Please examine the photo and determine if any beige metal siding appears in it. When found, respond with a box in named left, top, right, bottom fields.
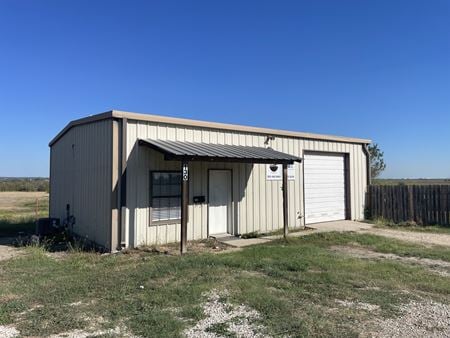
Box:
left=125, top=119, right=368, bottom=247
left=50, top=120, right=113, bottom=249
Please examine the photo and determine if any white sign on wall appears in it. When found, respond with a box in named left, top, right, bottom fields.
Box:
left=288, top=164, right=295, bottom=180
left=266, top=164, right=295, bottom=180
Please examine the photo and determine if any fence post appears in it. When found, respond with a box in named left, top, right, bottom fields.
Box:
left=408, top=185, right=414, bottom=223
left=35, top=198, right=39, bottom=221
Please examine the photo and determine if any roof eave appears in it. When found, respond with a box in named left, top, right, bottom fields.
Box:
left=113, top=110, right=371, bottom=144
left=48, top=111, right=114, bottom=147
left=138, top=138, right=302, bottom=164
left=49, top=109, right=372, bottom=147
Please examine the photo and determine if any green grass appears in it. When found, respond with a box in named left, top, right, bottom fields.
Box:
left=1, top=195, right=449, bottom=336
left=0, top=232, right=449, bottom=337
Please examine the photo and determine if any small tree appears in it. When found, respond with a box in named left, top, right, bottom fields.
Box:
left=368, top=143, right=386, bottom=179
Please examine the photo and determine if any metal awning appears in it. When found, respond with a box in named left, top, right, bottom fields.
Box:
left=138, top=139, right=302, bottom=164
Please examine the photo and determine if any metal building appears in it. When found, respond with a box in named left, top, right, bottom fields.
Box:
left=49, top=110, right=370, bottom=252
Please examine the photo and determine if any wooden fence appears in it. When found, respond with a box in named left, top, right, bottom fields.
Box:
left=367, top=185, right=450, bottom=226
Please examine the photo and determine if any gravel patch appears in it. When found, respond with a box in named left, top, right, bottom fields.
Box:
left=0, top=316, right=138, bottom=338
left=330, top=246, right=450, bottom=277
left=47, top=315, right=140, bottom=338
left=368, top=300, right=450, bottom=337
left=183, top=289, right=269, bottom=338
left=47, top=325, right=139, bottom=338
left=335, top=299, right=380, bottom=311
left=0, top=325, right=20, bottom=338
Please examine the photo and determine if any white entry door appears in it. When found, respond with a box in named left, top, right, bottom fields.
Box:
left=208, top=170, right=232, bottom=235
left=304, top=153, right=347, bottom=224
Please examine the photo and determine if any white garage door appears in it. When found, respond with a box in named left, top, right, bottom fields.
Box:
left=304, top=153, right=346, bottom=224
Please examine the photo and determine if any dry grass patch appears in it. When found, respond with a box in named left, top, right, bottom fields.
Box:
left=0, top=191, right=49, bottom=237
left=330, top=245, right=450, bottom=277
left=0, top=192, right=48, bottom=210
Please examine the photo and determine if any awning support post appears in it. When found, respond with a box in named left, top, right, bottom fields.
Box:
left=181, top=160, right=189, bottom=254
left=282, top=163, right=288, bottom=238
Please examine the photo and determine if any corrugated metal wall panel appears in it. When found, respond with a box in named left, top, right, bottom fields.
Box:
left=125, top=120, right=368, bottom=246
left=50, top=119, right=113, bottom=249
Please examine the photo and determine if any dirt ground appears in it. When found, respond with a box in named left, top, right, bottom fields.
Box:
left=330, top=245, right=450, bottom=277
left=305, top=220, right=450, bottom=248
left=131, top=237, right=235, bottom=256
left=0, top=237, right=23, bottom=262
left=363, top=227, right=450, bottom=247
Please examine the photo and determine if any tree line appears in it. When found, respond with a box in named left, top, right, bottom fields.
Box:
left=0, top=178, right=49, bottom=192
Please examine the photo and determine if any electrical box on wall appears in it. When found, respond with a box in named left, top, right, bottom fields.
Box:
left=193, top=196, right=206, bottom=204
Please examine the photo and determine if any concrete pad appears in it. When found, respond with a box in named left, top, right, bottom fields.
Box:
left=307, top=220, right=373, bottom=233
left=215, top=221, right=374, bottom=248
left=215, top=235, right=272, bottom=248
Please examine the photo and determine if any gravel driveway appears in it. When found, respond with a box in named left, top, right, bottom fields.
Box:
left=305, top=220, right=450, bottom=247
left=363, top=227, right=450, bottom=247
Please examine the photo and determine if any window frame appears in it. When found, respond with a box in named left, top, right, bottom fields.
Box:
left=149, top=170, right=182, bottom=225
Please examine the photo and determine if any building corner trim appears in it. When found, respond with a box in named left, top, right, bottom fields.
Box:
left=362, top=143, right=371, bottom=186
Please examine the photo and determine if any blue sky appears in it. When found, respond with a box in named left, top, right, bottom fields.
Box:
left=1, top=0, right=449, bottom=178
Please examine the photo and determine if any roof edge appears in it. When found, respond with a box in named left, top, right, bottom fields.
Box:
left=112, top=110, right=371, bottom=144
left=48, top=111, right=114, bottom=146
left=49, top=109, right=371, bottom=147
